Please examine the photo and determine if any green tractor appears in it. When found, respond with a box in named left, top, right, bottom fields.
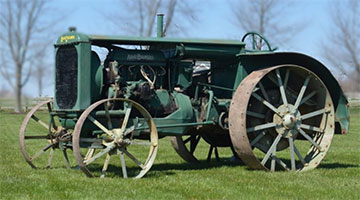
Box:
left=20, top=15, right=349, bottom=178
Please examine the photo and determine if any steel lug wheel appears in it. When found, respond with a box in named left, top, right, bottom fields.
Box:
left=229, top=65, right=335, bottom=171
left=19, top=99, right=72, bottom=169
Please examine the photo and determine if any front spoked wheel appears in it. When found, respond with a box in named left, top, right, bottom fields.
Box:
left=19, top=99, right=72, bottom=169
left=72, top=98, right=158, bottom=178
left=229, top=65, right=335, bottom=171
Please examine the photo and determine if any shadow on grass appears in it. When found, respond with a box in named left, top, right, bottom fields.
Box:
left=318, top=162, right=358, bottom=169
left=68, top=158, right=245, bottom=178
left=152, top=158, right=244, bottom=172
left=31, top=159, right=358, bottom=178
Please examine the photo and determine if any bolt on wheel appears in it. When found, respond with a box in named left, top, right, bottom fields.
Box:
left=19, top=99, right=72, bottom=169
left=72, top=98, right=158, bottom=178
left=229, top=65, right=335, bottom=171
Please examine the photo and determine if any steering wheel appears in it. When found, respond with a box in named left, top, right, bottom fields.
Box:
left=241, top=32, right=276, bottom=52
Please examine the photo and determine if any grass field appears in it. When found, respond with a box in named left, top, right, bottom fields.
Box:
left=0, top=107, right=359, bottom=200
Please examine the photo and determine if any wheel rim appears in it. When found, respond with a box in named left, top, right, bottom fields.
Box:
left=19, top=99, right=71, bottom=169
left=169, top=128, right=237, bottom=163
left=229, top=65, right=335, bottom=171
left=169, top=134, right=201, bottom=163
left=72, top=98, right=158, bottom=178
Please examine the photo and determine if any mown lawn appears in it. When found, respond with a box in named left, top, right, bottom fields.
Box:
left=0, top=107, right=359, bottom=200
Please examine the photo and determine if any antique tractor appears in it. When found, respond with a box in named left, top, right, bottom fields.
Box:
left=19, top=16, right=350, bottom=178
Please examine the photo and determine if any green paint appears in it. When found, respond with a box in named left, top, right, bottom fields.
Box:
left=52, top=29, right=349, bottom=137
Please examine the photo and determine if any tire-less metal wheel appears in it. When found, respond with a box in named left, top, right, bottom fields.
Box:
left=169, top=127, right=237, bottom=163
left=169, top=134, right=201, bottom=163
left=72, top=98, right=158, bottom=178
left=229, top=65, right=335, bottom=171
left=19, top=99, right=72, bottom=169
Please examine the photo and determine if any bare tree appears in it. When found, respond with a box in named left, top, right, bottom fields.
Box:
left=230, top=0, right=305, bottom=48
left=105, top=0, right=198, bottom=37
left=32, top=46, right=49, bottom=97
left=322, top=0, right=360, bottom=92
left=0, top=0, right=50, bottom=112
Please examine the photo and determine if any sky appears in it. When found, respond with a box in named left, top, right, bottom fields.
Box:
left=0, top=0, right=339, bottom=97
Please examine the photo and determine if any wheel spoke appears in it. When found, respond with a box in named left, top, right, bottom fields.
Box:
left=183, top=136, right=192, bottom=144
left=299, top=90, right=317, bottom=106
left=252, top=93, right=279, bottom=115
left=276, top=69, right=288, bottom=106
left=261, top=134, right=282, bottom=165
left=268, top=72, right=314, bottom=106
left=120, top=103, right=133, bottom=134
left=84, top=148, right=95, bottom=161
left=124, top=117, right=139, bottom=136
left=289, top=137, right=296, bottom=171
left=47, top=102, right=57, bottom=130
left=300, top=124, right=323, bottom=133
left=247, top=111, right=265, bottom=119
left=250, top=131, right=266, bottom=147
left=300, top=108, right=326, bottom=120
left=100, top=154, right=111, bottom=178
left=296, top=128, right=322, bottom=151
left=283, top=69, right=290, bottom=90
left=258, top=82, right=270, bottom=102
left=25, top=135, right=50, bottom=140
left=80, top=138, right=103, bottom=144
left=131, top=140, right=151, bottom=146
left=31, top=143, right=54, bottom=161
left=46, top=148, right=54, bottom=168
left=119, top=150, right=128, bottom=178
left=293, top=144, right=306, bottom=166
left=63, top=149, right=71, bottom=169
left=272, top=155, right=290, bottom=171
left=270, top=146, right=276, bottom=172
left=84, top=145, right=114, bottom=165
left=87, top=115, right=113, bottom=137
left=121, top=149, right=145, bottom=170
left=31, top=115, right=49, bottom=130
left=294, top=76, right=311, bottom=109
left=104, top=103, right=113, bottom=130
left=247, top=122, right=276, bottom=133
left=190, top=135, right=201, bottom=154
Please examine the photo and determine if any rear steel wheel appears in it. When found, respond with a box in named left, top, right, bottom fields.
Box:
left=72, top=98, right=158, bottom=178
left=229, top=65, right=335, bottom=171
left=19, top=99, right=72, bottom=169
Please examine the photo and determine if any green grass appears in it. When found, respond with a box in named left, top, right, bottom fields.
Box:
left=0, top=108, right=359, bottom=200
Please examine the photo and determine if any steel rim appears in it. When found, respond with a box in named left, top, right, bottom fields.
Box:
left=72, top=98, right=158, bottom=178
left=168, top=134, right=201, bottom=163
left=19, top=99, right=71, bottom=169
left=229, top=65, right=335, bottom=171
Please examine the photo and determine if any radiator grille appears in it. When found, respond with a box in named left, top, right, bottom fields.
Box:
left=55, top=46, right=78, bottom=109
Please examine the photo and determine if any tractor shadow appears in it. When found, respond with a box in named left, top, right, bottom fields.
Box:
left=149, top=158, right=359, bottom=176
left=57, top=159, right=358, bottom=178
left=153, top=158, right=244, bottom=171
left=146, top=158, right=245, bottom=176
left=318, top=162, right=358, bottom=169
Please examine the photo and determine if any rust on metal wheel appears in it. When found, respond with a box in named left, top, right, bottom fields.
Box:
left=19, top=99, right=72, bottom=169
left=72, top=98, right=158, bottom=178
left=229, top=65, right=335, bottom=171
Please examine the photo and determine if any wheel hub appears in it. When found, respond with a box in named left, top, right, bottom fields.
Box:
left=283, top=114, right=296, bottom=129
left=273, top=104, right=301, bottom=138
